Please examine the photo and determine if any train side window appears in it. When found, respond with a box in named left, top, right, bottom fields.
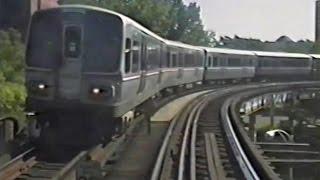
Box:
left=167, top=52, right=171, bottom=67
left=125, top=38, right=132, bottom=73
left=196, top=53, right=201, bottom=66
left=212, top=57, right=218, bottom=67
left=221, top=57, right=227, bottom=66
left=185, top=53, right=193, bottom=67
left=229, top=58, right=241, bottom=66
left=179, top=52, right=185, bottom=67
left=172, top=54, right=177, bottom=67
left=64, top=26, right=82, bottom=58
left=132, top=40, right=140, bottom=73
left=192, top=53, right=196, bottom=67
left=208, top=56, right=212, bottom=67
left=147, top=42, right=158, bottom=70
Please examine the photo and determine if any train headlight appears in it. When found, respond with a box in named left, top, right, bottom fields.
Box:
left=38, top=83, right=46, bottom=90
left=92, top=88, right=102, bottom=94
left=89, top=86, right=115, bottom=98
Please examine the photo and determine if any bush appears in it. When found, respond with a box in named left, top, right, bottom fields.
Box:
left=0, top=29, right=26, bottom=118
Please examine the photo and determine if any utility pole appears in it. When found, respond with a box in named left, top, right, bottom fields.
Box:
left=316, top=0, right=320, bottom=42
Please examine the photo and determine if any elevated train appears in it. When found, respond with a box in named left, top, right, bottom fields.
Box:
left=25, top=5, right=318, bottom=148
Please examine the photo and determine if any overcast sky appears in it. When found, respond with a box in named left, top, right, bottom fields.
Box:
left=183, top=0, right=317, bottom=41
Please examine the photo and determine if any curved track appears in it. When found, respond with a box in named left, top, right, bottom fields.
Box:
left=151, top=86, right=256, bottom=180
left=152, top=81, right=320, bottom=180
left=2, top=81, right=320, bottom=180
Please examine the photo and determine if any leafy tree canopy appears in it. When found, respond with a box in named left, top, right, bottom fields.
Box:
left=0, top=29, right=26, bottom=116
left=217, top=35, right=314, bottom=54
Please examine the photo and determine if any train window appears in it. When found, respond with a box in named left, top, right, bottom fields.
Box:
left=159, top=45, right=165, bottom=68
left=167, top=52, right=171, bottom=67
left=172, top=54, right=178, bottom=67
left=185, top=54, right=194, bottom=67
left=64, top=26, right=82, bottom=59
left=125, top=38, right=132, bottom=73
left=228, top=58, right=242, bottom=66
left=155, top=43, right=161, bottom=68
left=160, top=45, right=166, bottom=68
left=196, top=53, right=202, bottom=67
left=208, top=56, right=212, bottom=67
left=26, top=10, right=63, bottom=68
left=132, top=40, right=140, bottom=73
left=83, top=11, right=122, bottom=73
left=241, top=59, right=248, bottom=66
left=219, top=57, right=227, bottom=66
left=179, top=52, right=184, bottom=67
left=147, top=41, right=160, bottom=70
left=212, top=57, right=218, bottom=67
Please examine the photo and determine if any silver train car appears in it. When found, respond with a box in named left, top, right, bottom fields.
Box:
left=203, top=48, right=256, bottom=83
left=25, top=5, right=320, bottom=148
left=162, top=40, right=204, bottom=89
left=25, top=5, right=204, bottom=147
left=253, top=51, right=313, bottom=81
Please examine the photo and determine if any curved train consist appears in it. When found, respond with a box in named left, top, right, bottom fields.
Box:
left=25, top=5, right=320, bottom=147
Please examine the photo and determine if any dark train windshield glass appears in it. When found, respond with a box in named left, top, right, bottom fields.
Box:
left=26, top=10, right=63, bottom=69
left=26, top=9, right=123, bottom=72
left=64, top=26, right=82, bottom=58
left=83, top=11, right=122, bottom=73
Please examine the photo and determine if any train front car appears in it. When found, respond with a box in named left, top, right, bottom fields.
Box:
left=254, top=51, right=313, bottom=82
left=26, top=5, right=127, bottom=150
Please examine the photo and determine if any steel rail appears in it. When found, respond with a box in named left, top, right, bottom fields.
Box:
left=151, top=90, right=216, bottom=180
left=227, top=82, right=320, bottom=180
left=190, top=99, right=208, bottom=180
left=150, top=110, right=180, bottom=180
left=221, top=99, right=260, bottom=180
left=0, top=148, right=36, bottom=180
left=177, top=100, right=201, bottom=180
left=51, top=151, right=87, bottom=180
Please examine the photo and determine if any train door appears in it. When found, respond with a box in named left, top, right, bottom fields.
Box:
left=58, top=24, right=83, bottom=99
left=138, top=37, right=147, bottom=93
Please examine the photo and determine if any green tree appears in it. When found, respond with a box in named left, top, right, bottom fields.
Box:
left=311, top=42, right=320, bottom=54
left=218, top=35, right=314, bottom=54
left=0, top=29, right=26, bottom=116
left=166, top=1, right=216, bottom=46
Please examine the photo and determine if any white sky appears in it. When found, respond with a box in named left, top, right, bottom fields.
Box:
left=183, top=0, right=317, bottom=41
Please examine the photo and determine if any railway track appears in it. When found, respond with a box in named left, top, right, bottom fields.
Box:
left=151, top=86, right=259, bottom=180
left=2, top=81, right=320, bottom=180
left=227, top=84, right=320, bottom=180
left=0, top=112, right=145, bottom=180
left=151, top=82, right=320, bottom=180
left=0, top=85, right=224, bottom=180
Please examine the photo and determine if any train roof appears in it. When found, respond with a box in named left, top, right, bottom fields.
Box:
left=165, top=40, right=203, bottom=51
left=48, top=5, right=166, bottom=42
left=309, top=54, right=320, bottom=59
left=204, top=47, right=255, bottom=56
left=253, top=51, right=310, bottom=59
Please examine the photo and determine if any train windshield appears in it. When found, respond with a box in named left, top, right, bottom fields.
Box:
left=26, top=9, right=123, bottom=72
